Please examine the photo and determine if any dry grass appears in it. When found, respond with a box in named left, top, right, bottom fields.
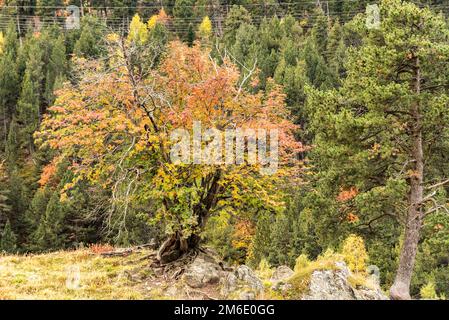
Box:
left=0, top=249, right=153, bottom=300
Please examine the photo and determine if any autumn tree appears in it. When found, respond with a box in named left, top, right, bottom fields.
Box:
left=305, top=0, right=449, bottom=299
left=342, top=234, right=368, bottom=274
left=36, top=16, right=302, bottom=263
left=197, top=16, right=212, bottom=43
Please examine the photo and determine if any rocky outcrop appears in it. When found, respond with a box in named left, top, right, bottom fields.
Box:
left=182, top=254, right=221, bottom=288
left=221, top=265, right=264, bottom=300
left=302, top=262, right=388, bottom=300
left=302, top=269, right=356, bottom=300
left=183, top=253, right=264, bottom=300
left=182, top=252, right=387, bottom=300
left=270, top=266, right=294, bottom=292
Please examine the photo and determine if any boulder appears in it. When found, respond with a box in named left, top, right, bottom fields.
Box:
left=235, top=265, right=264, bottom=293
left=270, top=266, right=294, bottom=292
left=183, top=255, right=221, bottom=288
left=220, top=265, right=264, bottom=299
left=353, top=286, right=388, bottom=300
left=301, top=262, right=388, bottom=300
left=239, top=291, right=256, bottom=300
left=271, top=266, right=294, bottom=283
left=367, top=265, right=381, bottom=286
left=302, top=269, right=355, bottom=300
left=220, top=272, right=238, bottom=296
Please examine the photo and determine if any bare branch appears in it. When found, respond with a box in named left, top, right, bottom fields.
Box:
left=426, top=178, right=449, bottom=190
left=425, top=205, right=449, bottom=216
left=235, top=58, right=257, bottom=100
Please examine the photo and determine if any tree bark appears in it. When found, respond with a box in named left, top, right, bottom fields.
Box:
left=390, top=56, right=423, bottom=300
left=156, top=231, right=202, bottom=264
left=156, top=170, right=222, bottom=264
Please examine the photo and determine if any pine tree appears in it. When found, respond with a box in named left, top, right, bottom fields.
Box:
left=310, top=7, right=328, bottom=56
left=304, top=0, right=449, bottom=299
left=0, top=23, right=19, bottom=150
left=5, top=119, right=19, bottom=166
left=248, top=212, right=274, bottom=267
left=33, top=191, right=66, bottom=250
left=326, top=19, right=346, bottom=81
left=74, top=16, right=106, bottom=59
left=17, top=73, right=42, bottom=151
left=302, top=38, right=336, bottom=90
left=0, top=161, right=11, bottom=223
left=186, top=23, right=195, bottom=47
left=223, top=5, right=252, bottom=49
left=45, top=34, right=67, bottom=106
left=0, top=219, right=17, bottom=252
left=173, top=0, right=196, bottom=41
left=5, top=167, right=30, bottom=245
left=268, top=214, right=292, bottom=266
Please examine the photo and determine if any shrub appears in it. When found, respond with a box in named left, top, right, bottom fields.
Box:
left=420, top=281, right=445, bottom=300
left=89, top=243, right=114, bottom=254
left=257, top=258, right=274, bottom=280
left=294, top=254, right=310, bottom=272
left=342, top=234, right=368, bottom=274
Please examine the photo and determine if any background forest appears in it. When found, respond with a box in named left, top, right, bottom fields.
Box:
left=0, top=0, right=448, bottom=300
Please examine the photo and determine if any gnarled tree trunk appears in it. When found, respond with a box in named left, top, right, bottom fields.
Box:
left=156, top=170, right=222, bottom=264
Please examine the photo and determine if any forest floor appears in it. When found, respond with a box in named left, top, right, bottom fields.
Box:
left=0, top=247, right=195, bottom=300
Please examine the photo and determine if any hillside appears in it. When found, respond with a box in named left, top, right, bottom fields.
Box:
left=0, top=246, right=389, bottom=300
left=0, top=248, right=161, bottom=299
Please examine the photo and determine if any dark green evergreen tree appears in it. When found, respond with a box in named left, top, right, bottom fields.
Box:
left=173, top=0, right=197, bottom=41
left=74, top=16, right=106, bottom=59
left=0, top=23, right=20, bottom=151
left=0, top=219, right=17, bottom=252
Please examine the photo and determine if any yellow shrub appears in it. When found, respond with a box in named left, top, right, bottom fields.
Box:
left=148, top=15, right=158, bottom=29
left=197, top=16, right=212, bottom=39
left=294, top=254, right=310, bottom=272
left=256, top=258, right=274, bottom=280
left=0, top=32, right=4, bottom=55
left=341, top=234, right=368, bottom=274
left=148, top=8, right=169, bottom=29
left=128, top=14, right=148, bottom=44
left=420, top=281, right=445, bottom=300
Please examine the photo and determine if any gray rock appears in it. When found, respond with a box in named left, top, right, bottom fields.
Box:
left=335, top=261, right=350, bottom=277
left=353, top=287, right=388, bottom=300
left=239, top=291, right=256, bottom=300
left=303, top=269, right=355, bottom=300
left=220, top=272, right=238, bottom=296
left=271, top=266, right=294, bottom=283
left=183, top=256, right=221, bottom=288
left=302, top=261, right=389, bottom=300
left=220, top=265, right=264, bottom=299
left=235, top=265, right=264, bottom=293
left=367, top=265, right=381, bottom=286
left=270, top=266, right=294, bottom=292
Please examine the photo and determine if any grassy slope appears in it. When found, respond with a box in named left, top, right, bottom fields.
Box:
left=0, top=249, right=155, bottom=300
